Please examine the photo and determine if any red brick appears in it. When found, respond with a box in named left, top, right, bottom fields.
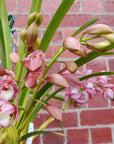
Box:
left=63, top=29, right=83, bottom=39
left=6, top=0, right=16, bottom=12
left=34, top=112, right=77, bottom=129
left=109, top=59, right=114, bottom=71
left=95, top=15, right=114, bottom=27
left=33, top=136, right=40, bottom=144
left=52, top=31, right=62, bottom=43
left=41, top=0, right=59, bottom=12
left=91, top=127, right=112, bottom=144
left=13, top=14, right=28, bottom=28
left=69, top=1, right=80, bottom=12
left=17, top=0, right=32, bottom=12
left=60, top=14, right=92, bottom=27
left=43, top=130, right=64, bottom=144
left=88, top=93, right=108, bottom=108
left=86, top=59, right=106, bottom=73
left=82, top=0, right=102, bottom=12
left=40, top=14, right=50, bottom=28
left=81, top=109, right=114, bottom=125
left=67, top=129, right=89, bottom=144
left=103, top=0, right=114, bottom=12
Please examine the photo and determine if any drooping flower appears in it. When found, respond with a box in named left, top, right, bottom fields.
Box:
left=23, top=50, right=45, bottom=72
left=0, top=101, right=19, bottom=129
left=46, top=73, right=69, bottom=88
left=65, top=87, right=87, bottom=107
left=0, top=76, right=19, bottom=101
left=63, top=37, right=81, bottom=51
left=46, top=105, right=62, bottom=122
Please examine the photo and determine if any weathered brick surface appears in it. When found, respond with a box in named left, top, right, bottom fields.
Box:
left=91, top=127, right=112, bottom=144
left=67, top=129, right=89, bottom=144
left=103, top=0, right=114, bottom=12
left=81, top=109, right=114, bottom=125
left=6, top=0, right=114, bottom=143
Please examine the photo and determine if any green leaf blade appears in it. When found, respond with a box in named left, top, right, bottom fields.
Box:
left=39, top=0, right=75, bottom=53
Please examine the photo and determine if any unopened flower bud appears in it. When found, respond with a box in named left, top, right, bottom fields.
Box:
left=87, top=24, right=113, bottom=35
left=86, top=41, right=111, bottom=52
left=63, top=37, right=81, bottom=51
left=9, top=52, right=21, bottom=63
left=35, top=13, right=43, bottom=26
left=46, top=73, right=69, bottom=88
left=27, top=11, right=37, bottom=26
left=46, top=105, right=62, bottom=122
left=103, top=33, right=114, bottom=44
left=32, top=38, right=41, bottom=50
left=70, top=47, right=88, bottom=58
left=65, top=61, right=78, bottom=73
left=26, top=22, right=39, bottom=47
left=20, top=29, right=27, bottom=42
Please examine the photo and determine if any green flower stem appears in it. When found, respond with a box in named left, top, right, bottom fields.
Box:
left=16, top=44, right=28, bottom=83
left=19, top=46, right=66, bottom=128
left=79, top=35, right=100, bottom=43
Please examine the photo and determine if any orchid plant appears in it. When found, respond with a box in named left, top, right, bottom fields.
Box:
left=0, top=0, right=114, bottom=143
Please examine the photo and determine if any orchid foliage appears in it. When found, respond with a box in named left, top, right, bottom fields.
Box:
left=0, top=0, right=114, bottom=143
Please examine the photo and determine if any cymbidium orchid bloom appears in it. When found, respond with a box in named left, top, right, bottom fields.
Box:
left=65, top=87, right=87, bottom=107
left=25, top=68, right=44, bottom=88
left=82, top=70, right=102, bottom=97
left=0, top=76, right=19, bottom=101
left=0, top=101, right=19, bottom=129
left=23, top=50, right=45, bottom=72
left=103, top=88, right=114, bottom=100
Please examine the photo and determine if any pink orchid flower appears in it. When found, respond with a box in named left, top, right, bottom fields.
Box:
left=0, top=101, right=19, bottom=129
left=65, top=87, right=87, bottom=107
left=103, top=88, right=114, bottom=100
left=23, top=50, right=45, bottom=72
left=25, top=68, right=44, bottom=88
left=0, top=76, right=19, bottom=101
left=82, top=70, right=102, bottom=97
left=60, top=69, right=82, bottom=88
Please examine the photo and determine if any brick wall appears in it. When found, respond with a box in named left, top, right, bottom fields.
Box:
left=6, top=0, right=114, bottom=144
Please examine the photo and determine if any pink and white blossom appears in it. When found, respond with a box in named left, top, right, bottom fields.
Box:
left=103, top=88, right=114, bottom=100
left=65, top=87, right=87, bottom=107
left=0, top=76, right=19, bottom=101
left=0, top=101, right=19, bottom=129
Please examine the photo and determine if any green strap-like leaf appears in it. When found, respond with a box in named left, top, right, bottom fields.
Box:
left=0, top=20, right=6, bottom=68
left=0, top=0, right=12, bottom=70
left=72, top=17, right=100, bottom=37
left=21, top=130, right=65, bottom=141
left=79, top=71, right=114, bottom=81
left=38, top=0, right=75, bottom=53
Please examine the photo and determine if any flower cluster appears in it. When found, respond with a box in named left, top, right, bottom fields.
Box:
left=0, top=69, right=19, bottom=128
